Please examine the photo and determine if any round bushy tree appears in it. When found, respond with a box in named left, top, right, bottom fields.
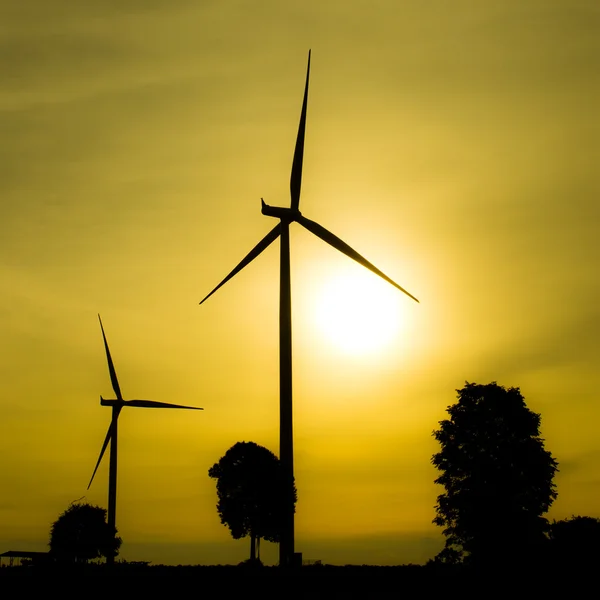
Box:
left=208, top=441, right=297, bottom=562
left=49, top=501, right=121, bottom=563
left=550, top=515, right=600, bottom=568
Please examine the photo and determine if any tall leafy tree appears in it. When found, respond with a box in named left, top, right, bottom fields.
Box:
left=49, top=501, right=122, bottom=563
left=431, top=382, right=558, bottom=566
left=208, top=441, right=297, bottom=562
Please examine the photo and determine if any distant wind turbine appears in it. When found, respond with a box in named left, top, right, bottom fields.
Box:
left=87, top=314, right=203, bottom=564
left=199, top=50, right=418, bottom=567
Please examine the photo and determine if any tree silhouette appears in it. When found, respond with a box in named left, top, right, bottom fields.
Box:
left=550, top=515, right=600, bottom=568
left=49, top=501, right=122, bottom=563
left=431, top=382, right=558, bottom=566
left=208, top=441, right=297, bottom=563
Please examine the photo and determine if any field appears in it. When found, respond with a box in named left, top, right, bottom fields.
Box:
left=0, top=562, right=591, bottom=597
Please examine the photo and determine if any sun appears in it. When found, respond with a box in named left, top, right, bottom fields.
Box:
left=310, top=267, right=405, bottom=357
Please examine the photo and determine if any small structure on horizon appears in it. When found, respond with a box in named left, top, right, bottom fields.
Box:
left=0, top=550, right=52, bottom=567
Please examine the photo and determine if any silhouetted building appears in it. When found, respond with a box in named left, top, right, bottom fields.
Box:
left=0, top=551, right=52, bottom=567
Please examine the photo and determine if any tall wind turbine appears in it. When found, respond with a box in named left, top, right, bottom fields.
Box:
left=88, top=314, right=203, bottom=564
left=199, top=50, right=419, bottom=567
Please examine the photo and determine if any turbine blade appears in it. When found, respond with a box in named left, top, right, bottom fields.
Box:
left=290, top=50, right=311, bottom=212
left=199, top=223, right=282, bottom=305
left=98, top=314, right=123, bottom=401
left=124, top=400, right=203, bottom=410
left=87, top=420, right=114, bottom=490
left=297, top=215, right=419, bottom=303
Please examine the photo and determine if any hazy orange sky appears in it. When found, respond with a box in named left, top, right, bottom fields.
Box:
left=1, top=1, right=599, bottom=566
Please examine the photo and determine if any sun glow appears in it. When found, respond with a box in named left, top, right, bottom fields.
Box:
left=311, top=268, right=405, bottom=357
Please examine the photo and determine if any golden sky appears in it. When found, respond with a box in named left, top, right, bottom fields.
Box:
left=1, top=1, right=599, bottom=565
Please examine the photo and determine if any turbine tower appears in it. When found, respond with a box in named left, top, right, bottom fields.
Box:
left=199, top=50, right=418, bottom=567
left=88, top=314, right=203, bottom=564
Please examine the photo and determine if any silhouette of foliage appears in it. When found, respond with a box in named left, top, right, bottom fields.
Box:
left=49, top=501, right=122, bottom=563
left=550, top=515, right=600, bottom=568
left=208, top=441, right=297, bottom=562
left=427, top=546, right=462, bottom=566
left=431, top=382, right=558, bottom=566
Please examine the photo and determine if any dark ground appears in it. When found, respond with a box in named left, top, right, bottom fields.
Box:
left=0, top=563, right=592, bottom=597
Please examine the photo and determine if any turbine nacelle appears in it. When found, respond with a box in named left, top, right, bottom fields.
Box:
left=100, top=396, right=121, bottom=407
left=261, top=198, right=301, bottom=222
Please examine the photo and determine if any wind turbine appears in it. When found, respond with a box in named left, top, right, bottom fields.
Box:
left=199, top=50, right=419, bottom=567
left=87, top=314, right=203, bottom=564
